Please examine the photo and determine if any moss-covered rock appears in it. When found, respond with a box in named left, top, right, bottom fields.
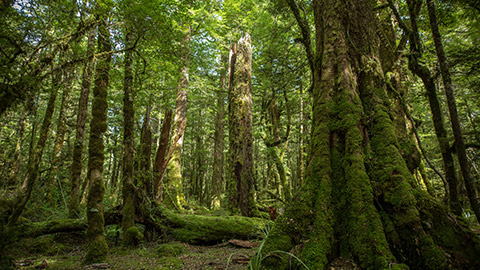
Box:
left=156, top=242, right=184, bottom=257
left=158, top=256, right=183, bottom=269
left=124, top=226, right=143, bottom=246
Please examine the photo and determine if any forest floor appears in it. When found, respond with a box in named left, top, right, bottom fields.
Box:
left=5, top=231, right=258, bottom=269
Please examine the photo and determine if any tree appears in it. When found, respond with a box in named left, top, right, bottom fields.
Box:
left=84, top=15, right=111, bottom=264
left=426, top=0, right=480, bottom=222
left=121, top=26, right=138, bottom=247
left=69, top=25, right=96, bottom=218
left=262, top=0, right=480, bottom=269
left=164, top=26, right=191, bottom=210
left=227, top=34, right=256, bottom=217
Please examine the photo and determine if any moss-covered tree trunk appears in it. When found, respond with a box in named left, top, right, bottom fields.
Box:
left=121, top=28, right=138, bottom=246
left=227, top=34, right=256, bottom=217
left=153, top=109, right=172, bottom=200
left=6, top=76, right=59, bottom=227
left=45, top=73, right=72, bottom=204
left=211, top=54, right=227, bottom=207
left=262, top=0, right=480, bottom=269
left=164, top=26, right=191, bottom=210
left=69, top=25, right=96, bottom=218
left=84, top=16, right=111, bottom=264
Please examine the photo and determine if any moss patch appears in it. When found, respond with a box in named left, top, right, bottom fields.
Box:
left=156, top=242, right=185, bottom=257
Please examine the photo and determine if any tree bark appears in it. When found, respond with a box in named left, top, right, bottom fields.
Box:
left=121, top=28, right=137, bottom=246
left=69, top=25, right=96, bottom=219
left=84, top=16, right=111, bottom=264
left=227, top=34, right=256, bottom=217
left=402, top=0, right=462, bottom=215
left=6, top=70, right=60, bottom=227
left=45, top=73, right=72, bottom=204
left=153, top=109, right=172, bottom=200
left=426, top=0, right=480, bottom=222
left=262, top=0, right=480, bottom=269
left=164, top=26, right=191, bottom=209
left=138, top=104, right=153, bottom=196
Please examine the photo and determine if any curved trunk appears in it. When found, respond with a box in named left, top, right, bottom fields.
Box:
left=262, top=0, right=480, bottom=269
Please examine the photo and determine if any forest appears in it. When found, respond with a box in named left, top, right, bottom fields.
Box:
left=1, top=0, right=480, bottom=269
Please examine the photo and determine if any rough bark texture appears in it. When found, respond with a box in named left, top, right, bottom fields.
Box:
left=261, top=1, right=480, bottom=269
left=84, top=16, right=111, bottom=264
left=153, top=109, right=172, bottom=199
left=426, top=0, right=480, bottom=222
left=227, top=34, right=256, bottom=217
left=121, top=29, right=138, bottom=246
left=211, top=54, right=227, bottom=207
left=69, top=26, right=96, bottom=219
left=164, top=27, right=190, bottom=210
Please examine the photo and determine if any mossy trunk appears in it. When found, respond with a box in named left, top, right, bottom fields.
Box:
left=153, top=109, right=172, bottom=200
left=6, top=75, right=59, bottom=227
left=84, top=16, right=111, bottom=264
left=211, top=54, right=227, bottom=207
left=69, top=25, right=96, bottom=219
left=121, top=28, right=137, bottom=247
left=227, top=34, right=257, bottom=217
left=46, top=73, right=72, bottom=204
left=262, top=1, right=480, bottom=269
left=164, top=26, right=191, bottom=210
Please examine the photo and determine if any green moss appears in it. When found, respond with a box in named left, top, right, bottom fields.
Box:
left=84, top=237, right=108, bottom=264
left=124, top=226, right=143, bottom=246
left=156, top=242, right=184, bottom=257
left=9, top=236, right=65, bottom=256
left=168, top=210, right=271, bottom=244
left=158, top=256, right=183, bottom=269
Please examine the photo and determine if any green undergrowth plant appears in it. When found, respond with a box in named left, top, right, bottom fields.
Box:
left=226, top=223, right=310, bottom=270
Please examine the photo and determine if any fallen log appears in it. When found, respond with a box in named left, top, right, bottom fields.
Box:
left=5, top=207, right=272, bottom=245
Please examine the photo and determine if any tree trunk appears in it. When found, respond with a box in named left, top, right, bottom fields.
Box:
left=6, top=108, right=28, bottom=188
left=262, top=1, right=480, bottom=269
left=164, top=26, right=191, bottom=210
left=426, top=0, right=480, bottom=222
left=6, top=71, right=60, bottom=227
left=138, top=104, right=153, bottom=196
left=69, top=25, right=96, bottom=218
left=211, top=54, right=227, bottom=207
left=45, top=73, right=72, bottom=204
left=153, top=109, right=172, bottom=200
left=84, top=16, right=111, bottom=264
left=227, top=34, right=256, bottom=217
left=121, top=28, right=137, bottom=247
left=405, top=0, right=461, bottom=216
